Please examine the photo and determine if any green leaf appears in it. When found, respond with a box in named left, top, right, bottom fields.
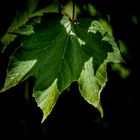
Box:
left=13, top=25, right=34, bottom=35
left=0, top=13, right=122, bottom=122
left=0, top=0, right=54, bottom=51
left=0, top=0, right=38, bottom=49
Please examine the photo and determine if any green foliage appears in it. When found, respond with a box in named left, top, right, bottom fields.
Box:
left=0, top=0, right=123, bottom=122
left=0, top=0, right=53, bottom=51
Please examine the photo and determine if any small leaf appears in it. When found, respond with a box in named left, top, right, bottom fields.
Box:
left=13, top=25, right=34, bottom=35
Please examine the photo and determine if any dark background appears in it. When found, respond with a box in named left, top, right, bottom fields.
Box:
left=0, top=0, right=139, bottom=139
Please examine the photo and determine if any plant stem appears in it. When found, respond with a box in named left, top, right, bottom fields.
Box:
left=72, top=0, right=75, bottom=20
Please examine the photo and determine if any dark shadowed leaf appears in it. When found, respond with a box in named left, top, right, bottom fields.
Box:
left=0, top=0, right=54, bottom=51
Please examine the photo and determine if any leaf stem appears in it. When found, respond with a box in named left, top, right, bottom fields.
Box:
left=72, top=0, right=75, bottom=20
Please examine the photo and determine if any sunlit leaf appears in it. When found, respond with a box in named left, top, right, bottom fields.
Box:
left=0, top=13, right=122, bottom=122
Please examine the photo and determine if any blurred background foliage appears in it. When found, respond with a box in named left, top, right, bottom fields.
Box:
left=0, top=0, right=139, bottom=139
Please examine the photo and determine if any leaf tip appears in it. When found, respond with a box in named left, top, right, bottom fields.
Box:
left=41, top=115, right=47, bottom=123
left=97, top=102, right=104, bottom=118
